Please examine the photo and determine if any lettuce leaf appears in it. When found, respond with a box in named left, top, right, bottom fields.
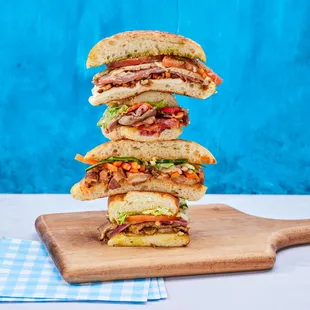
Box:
left=148, top=100, right=167, bottom=109
left=97, top=105, right=128, bottom=129
left=142, top=207, right=174, bottom=216
left=155, top=162, right=175, bottom=169
left=179, top=198, right=188, bottom=211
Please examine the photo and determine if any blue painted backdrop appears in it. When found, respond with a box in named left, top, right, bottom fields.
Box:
left=0, top=0, right=309, bottom=194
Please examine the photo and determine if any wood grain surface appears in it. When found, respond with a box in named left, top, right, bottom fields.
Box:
left=35, top=204, right=310, bottom=283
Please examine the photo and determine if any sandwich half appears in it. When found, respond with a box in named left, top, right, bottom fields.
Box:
left=71, top=140, right=216, bottom=201
left=87, top=30, right=222, bottom=105
left=98, top=191, right=190, bottom=247
left=97, top=91, right=189, bottom=141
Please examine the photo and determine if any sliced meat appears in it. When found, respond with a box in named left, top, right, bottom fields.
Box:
left=162, top=109, right=189, bottom=126
left=96, top=67, right=166, bottom=86
left=105, top=114, right=123, bottom=133
left=126, top=172, right=151, bottom=185
left=99, top=168, right=112, bottom=183
left=118, top=107, right=157, bottom=126
left=154, top=118, right=180, bottom=128
left=125, top=222, right=189, bottom=236
left=98, top=222, right=118, bottom=241
left=171, top=175, right=200, bottom=185
left=169, top=68, right=204, bottom=83
left=182, top=109, right=189, bottom=125
left=113, top=168, right=126, bottom=182
left=132, top=116, right=156, bottom=127
left=84, top=171, right=99, bottom=187
left=108, top=177, right=121, bottom=190
left=196, top=167, right=204, bottom=183
left=127, top=222, right=154, bottom=235
left=133, top=104, right=151, bottom=117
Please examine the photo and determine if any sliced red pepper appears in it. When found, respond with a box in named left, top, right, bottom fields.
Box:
left=161, top=107, right=182, bottom=114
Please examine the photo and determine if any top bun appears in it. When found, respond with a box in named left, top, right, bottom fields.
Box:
left=83, top=139, right=216, bottom=164
left=108, top=191, right=179, bottom=223
left=87, top=30, right=206, bottom=68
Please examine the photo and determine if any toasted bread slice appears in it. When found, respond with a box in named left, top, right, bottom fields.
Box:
left=83, top=140, right=216, bottom=165
left=107, top=232, right=190, bottom=247
left=87, top=30, right=206, bottom=68
left=107, top=91, right=178, bottom=107
left=102, top=126, right=183, bottom=142
left=70, top=179, right=207, bottom=201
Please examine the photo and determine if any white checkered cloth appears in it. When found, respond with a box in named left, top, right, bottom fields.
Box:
left=0, top=238, right=167, bottom=303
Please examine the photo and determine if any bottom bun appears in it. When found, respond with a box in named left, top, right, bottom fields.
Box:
left=102, top=126, right=183, bottom=141
left=107, top=233, right=190, bottom=247
left=71, top=178, right=207, bottom=201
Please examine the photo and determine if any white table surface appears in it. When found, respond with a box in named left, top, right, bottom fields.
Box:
left=0, top=194, right=310, bottom=309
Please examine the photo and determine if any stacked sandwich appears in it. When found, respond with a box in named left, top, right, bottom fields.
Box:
left=71, top=31, right=221, bottom=247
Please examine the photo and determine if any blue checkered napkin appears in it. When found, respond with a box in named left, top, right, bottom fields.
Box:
left=157, top=277, right=167, bottom=299
left=0, top=238, right=167, bottom=302
left=148, top=278, right=161, bottom=300
left=0, top=278, right=164, bottom=303
left=0, top=238, right=154, bottom=302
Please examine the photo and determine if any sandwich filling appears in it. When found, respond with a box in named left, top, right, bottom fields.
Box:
left=97, top=101, right=189, bottom=136
left=75, top=156, right=204, bottom=193
left=92, top=55, right=222, bottom=94
left=98, top=199, right=190, bottom=241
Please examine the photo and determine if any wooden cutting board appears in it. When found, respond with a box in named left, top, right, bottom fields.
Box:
left=35, top=204, right=310, bottom=283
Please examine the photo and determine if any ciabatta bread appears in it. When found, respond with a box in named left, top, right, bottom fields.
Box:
left=70, top=179, right=207, bottom=201
left=102, top=126, right=183, bottom=142
left=83, top=140, right=216, bottom=164
left=108, top=232, right=190, bottom=247
left=87, top=30, right=206, bottom=68
left=108, top=91, right=178, bottom=107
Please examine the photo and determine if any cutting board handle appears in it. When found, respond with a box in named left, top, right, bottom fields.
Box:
left=269, top=218, right=310, bottom=251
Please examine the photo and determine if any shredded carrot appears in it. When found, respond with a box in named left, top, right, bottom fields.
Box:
left=102, top=163, right=118, bottom=172
left=122, top=163, right=131, bottom=171
left=75, top=154, right=98, bottom=165
left=170, top=172, right=181, bottom=178
left=184, top=171, right=199, bottom=179
left=139, top=164, right=146, bottom=172
left=113, top=161, right=123, bottom=167
left=129, top=168, right=139, bottom=173
left=131, top=162, right=140, bottom=170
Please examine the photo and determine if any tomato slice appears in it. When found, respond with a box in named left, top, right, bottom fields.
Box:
left=161, top=107, right=182, bottom=114
left=207, top=72, right=223, bottom=85
left=107, top=56, right=163, bottom=69
left=125, top=215, right=178, bottom=223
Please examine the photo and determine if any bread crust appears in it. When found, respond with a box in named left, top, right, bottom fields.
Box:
left=102, top=126, right=183, bottom=142
left=70, top=178, right=207, bottom=201
left=107, top=232, right=190, bottom=247
left=107, top=91, right=178, bottom=107
left=87, top=30, right=206, bottom=68
left=89, top=78, right=216, bottom=105
left=83, top=140, right=216, bottom=164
